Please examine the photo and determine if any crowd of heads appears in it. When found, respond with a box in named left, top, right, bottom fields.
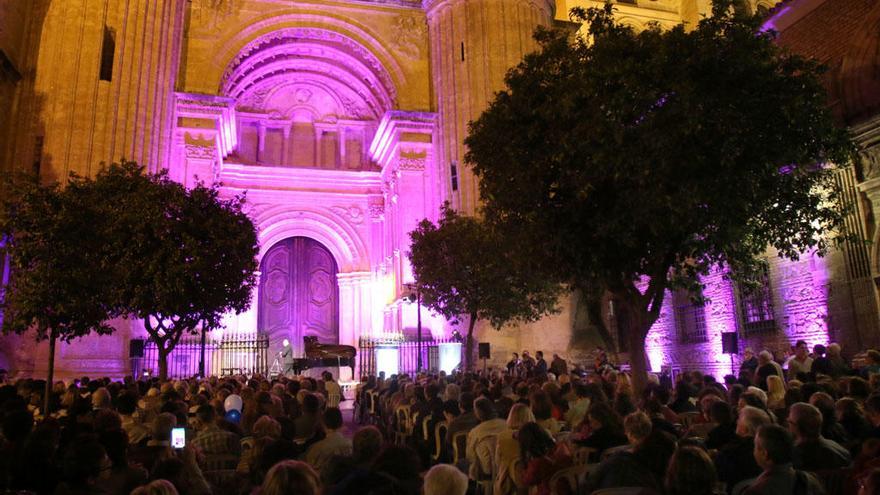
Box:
left=0, top=340, right=880, bottom=494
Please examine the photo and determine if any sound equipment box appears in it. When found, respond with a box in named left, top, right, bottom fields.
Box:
left=478, top=342, right=490, bottom=359
left=129, top=338, right=145, bottom=358
left=721, top=332, right=738, bottom=354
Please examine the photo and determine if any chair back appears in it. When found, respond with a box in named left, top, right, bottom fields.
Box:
left=572, top=446, right=597, bottom=466
left=396, top=406, right=412, bottom=434
left=549, top=464, right=595, bottom=495
left=423, top=415, right=432, bottom=441
left=686, top=422, right=716, bottom=438
left=433, top=421, right=448, bottom=461
left=452, top=430, right=468, bottom=464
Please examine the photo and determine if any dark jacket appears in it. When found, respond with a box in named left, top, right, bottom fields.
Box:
left=793, top=436, right=851, bottom=472
left=715, top=436, right=763, bottom=491
left=742, top=464, right=825, bottom=495
left=574, top=426, right=628, bottom=462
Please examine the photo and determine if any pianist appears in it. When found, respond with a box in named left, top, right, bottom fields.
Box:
left=281, top=339, right=295, bottom=374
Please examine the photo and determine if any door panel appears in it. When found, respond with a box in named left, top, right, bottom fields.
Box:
left=259, top=237, right=338, bottom=357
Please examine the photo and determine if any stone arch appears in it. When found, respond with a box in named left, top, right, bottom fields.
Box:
left=617, top=17, right=646, bottom=32
left=254, top=205, right=369, bottom=273
left=211, top=10, right=405, bottom=106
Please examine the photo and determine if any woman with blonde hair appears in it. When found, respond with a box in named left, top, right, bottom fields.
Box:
left=766, top=375, right=786, bottom=410
left=495, top=403, right=537, bottom=495
left=259, top=460, right=321, bottom=495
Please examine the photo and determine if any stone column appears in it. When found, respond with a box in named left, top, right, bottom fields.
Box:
left=425, top=0, right=554, bottom=213
left=281, top=125, right=291, bottom=166
left=257, top=122, right=267, bottom=164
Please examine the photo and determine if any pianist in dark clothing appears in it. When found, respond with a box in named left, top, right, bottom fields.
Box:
left=280, top=339, right=295, bottom=373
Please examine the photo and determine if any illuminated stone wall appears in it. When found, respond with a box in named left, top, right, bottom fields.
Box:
left=3, top=0, right=880, bottom=381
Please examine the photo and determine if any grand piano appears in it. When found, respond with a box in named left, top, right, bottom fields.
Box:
left=289, top=336, right=356, bottom=376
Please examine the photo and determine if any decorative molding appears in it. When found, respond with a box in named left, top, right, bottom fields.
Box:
left=185, top=144, right=216, bottom=160
left=397, top=156, right=427, bottom=172
left=368, top=197, right=385, bottom=222
left=330, top=205, right=365, bottom=225
left=222, top=28, right=397, bottom=106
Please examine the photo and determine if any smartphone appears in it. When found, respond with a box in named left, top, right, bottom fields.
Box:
left=171, top=427, right=186, bottom=449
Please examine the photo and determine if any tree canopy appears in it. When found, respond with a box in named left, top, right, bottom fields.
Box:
left=0, top=173, right=125, bottom=413
left=409, top=204, right=562, bottom=370
left=1, top=161, right=259, bottom=381
left=464, top=3, right=857, bottom=390
left=92, top=161, right=259, bottom=378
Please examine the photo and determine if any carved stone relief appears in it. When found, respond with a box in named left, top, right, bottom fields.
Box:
left=330, top=206, right=365, bottom=225
left=192, top=0, right=241, bottom=32
left=391, top=15, right=427, bottom=60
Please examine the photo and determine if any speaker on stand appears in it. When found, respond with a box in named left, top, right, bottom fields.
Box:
left=129, top=338, right=145, bottom=379
left=478, top=343, right=490, bottom=374
left=721, top=332, right=738, bottom=376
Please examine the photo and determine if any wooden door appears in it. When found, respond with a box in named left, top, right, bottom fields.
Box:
left=259, top=237, right=339, bottom=357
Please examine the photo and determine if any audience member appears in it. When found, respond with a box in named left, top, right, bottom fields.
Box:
left=744, top=424, right=825, bottom=495
left=424, top=464, right=468, bottom=495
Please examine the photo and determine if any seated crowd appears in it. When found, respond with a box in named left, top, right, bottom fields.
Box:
left=0, top=341, right=879, bottom=494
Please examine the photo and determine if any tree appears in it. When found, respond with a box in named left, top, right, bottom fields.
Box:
left=95, top=162, right=259, bottom=379
left=0, top=174, right=123, bottom=415
left=409, top=204, right=562, bottom=370
left=465, top=4, right=857, bottom=392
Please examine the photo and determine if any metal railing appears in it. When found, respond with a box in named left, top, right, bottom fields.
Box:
left=140, top=333, right=269, bottom=378
left=358, top=336, right=457, bottom=377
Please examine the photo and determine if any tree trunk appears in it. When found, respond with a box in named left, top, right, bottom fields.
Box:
left=158, top=344, right=169, bottom=380
left=615, top=295, right=653, bottom=396
left=625, top=317, right=651, bottom=396
left=43, top=331, right=56, bottom=417
left=199, top=326, right=207, bottom=378
left=465, top=312, right=477, bottom=371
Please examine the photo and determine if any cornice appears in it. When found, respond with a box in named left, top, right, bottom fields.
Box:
left=423, top=0, right=555, bottom=17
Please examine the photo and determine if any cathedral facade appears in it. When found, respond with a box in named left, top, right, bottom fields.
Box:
left=1, top=0, right=879, bottom=379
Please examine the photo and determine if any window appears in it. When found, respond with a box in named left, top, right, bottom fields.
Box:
left=450, top=161, right=459, bottom=192
left=736, top=263, right=776, bottom=335
left=99, top=26, right=115, bottom=82
left=674, top=289, right=708, bottom=344
left=32, top=136, right=43, bottom=176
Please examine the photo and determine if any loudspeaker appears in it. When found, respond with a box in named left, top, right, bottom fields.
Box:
left=721, top=332, right=738, bottom=354
left=129, top=339, right=145, bottom=358
left=478, top=342, right=490, bottom=359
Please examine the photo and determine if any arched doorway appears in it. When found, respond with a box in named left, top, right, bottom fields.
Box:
left=258, top=237, right=339, bottom=359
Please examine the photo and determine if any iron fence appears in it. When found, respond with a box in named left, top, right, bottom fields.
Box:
left=140, top=333, right=269, bottom=378
left=358, top=336, right=457, bottom=377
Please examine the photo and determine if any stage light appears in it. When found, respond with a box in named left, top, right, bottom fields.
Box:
left=376, top=346, right=399, bottom=376
left=438, top=342, right=461, bottom=374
